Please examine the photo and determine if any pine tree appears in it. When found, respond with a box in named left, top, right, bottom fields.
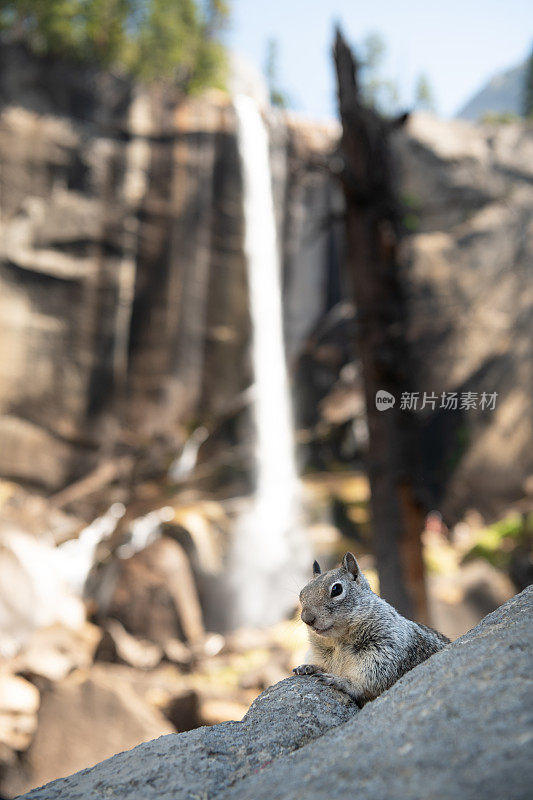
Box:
left=414, top=73, right=435, bottom=112
left=0, top=0, right=229, bottom=90
left=359, top=32, right=399, bottom=114
left=265, top=38, right=288, bottom=108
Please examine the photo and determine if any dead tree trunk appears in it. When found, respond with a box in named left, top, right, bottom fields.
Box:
left=333, top=29, right=428, bottom=622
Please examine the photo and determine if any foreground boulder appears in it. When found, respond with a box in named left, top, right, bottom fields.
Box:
left=223, top=586, right=533, bottom=800
left=19, top=675, right=357, bottom=799
left=4, top=668, right=174, bottom=797
left=20, top=587, right=533, bottom=800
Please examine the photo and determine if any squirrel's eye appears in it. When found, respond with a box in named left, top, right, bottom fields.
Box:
left=330, top=583, right=343, bottom=598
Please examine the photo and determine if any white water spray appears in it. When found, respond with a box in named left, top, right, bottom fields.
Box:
left=168, top=426, right=208, bottom=482
left=230, top=95, right=308, bottom=627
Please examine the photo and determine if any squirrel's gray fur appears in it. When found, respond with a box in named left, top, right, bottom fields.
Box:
left=293, top=552, right=450, bottom=707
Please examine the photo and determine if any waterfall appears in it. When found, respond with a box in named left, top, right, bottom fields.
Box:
left=229, top=95, right=308, bottom=628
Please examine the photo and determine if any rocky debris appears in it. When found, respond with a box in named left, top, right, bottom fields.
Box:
left=0, top=471, right=314, bottom=795
left=0, top=674, right=39, bottom=751
left=17, top=587, right=533, bottom=800
left=91, top=536, right=205, bottom=647
left=0, top=547, right=307, bottom=796
left=1, top=667, right=175, bottom=798
left=161, top=690, right=201, bottom=733
left=94, top=620, right=163, bottom=671
left=0, top=623, right=102, bottom=787
left=428, top=558, right=516, bottom=640
left=8, top=622, right=102, bottom=683
left=161, top=638, right=193, bottom=668
left=0, top=482, right=84, bottom=548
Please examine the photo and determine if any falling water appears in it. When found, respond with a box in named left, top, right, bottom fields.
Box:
left=229, top=95, right=308, bottom=628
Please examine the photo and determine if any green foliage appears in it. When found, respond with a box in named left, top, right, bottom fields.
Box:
left=0, top=0, right=229, bottom=90
left=522, top=44, right=533, bottom=118
left=462, top=513, right=533, bottom=570
left=401, top=192, right=422, bottom=231
left=357, top=34, right=437, bottom=116
left=402, top=212, right=420, bottom=232
left=481, top=112, right=520, bottom=125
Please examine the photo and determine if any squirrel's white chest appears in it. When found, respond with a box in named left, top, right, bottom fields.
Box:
left=312, top=640, right=369, bottom=686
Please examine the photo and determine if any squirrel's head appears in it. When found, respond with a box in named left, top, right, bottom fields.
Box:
left=298, top=552, right=372, bottom=638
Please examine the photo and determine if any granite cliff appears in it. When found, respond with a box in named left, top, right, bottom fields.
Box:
left=0, top=42, right=531, bottom=522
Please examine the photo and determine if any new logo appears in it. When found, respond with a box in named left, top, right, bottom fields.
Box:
left=375, top=390, right=395, bottom=410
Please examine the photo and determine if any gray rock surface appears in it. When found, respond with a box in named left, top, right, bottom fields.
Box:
left=20, top=587, right=533, bottom=800
left=221, top=585, right=533, bottom=800
left=20, top=676, right=358, bottom=799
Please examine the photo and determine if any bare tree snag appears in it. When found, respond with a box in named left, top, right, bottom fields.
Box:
left=333, top=28, right=428, bottom=622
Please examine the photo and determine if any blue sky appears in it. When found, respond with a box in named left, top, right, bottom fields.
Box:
left=227, top=0, right=533, bottom=119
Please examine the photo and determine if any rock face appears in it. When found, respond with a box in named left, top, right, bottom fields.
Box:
left=0, top=42, right=341, bottom=490
left=0, top=45, right=135, bottom=489
left=395, top=114, right=533, bottom=521
left=0, top=42, right=531, bottom=521
left=19, top=587, right=533, bottom=800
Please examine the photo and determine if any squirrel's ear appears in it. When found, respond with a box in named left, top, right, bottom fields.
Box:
left=312, top=560, right=322, bottom=576
left=343, top=552, right=359, bottom=579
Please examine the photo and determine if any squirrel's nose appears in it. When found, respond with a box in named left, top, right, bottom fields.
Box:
left=301, top=609, right=316, bottom=626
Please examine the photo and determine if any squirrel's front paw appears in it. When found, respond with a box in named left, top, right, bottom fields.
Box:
left=314, top=672, right=338, bottom=686
left=293, top=664, right=323, bottom=676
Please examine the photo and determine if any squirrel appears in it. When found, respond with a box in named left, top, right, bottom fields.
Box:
left=293, top=552, right=450, bottom=707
